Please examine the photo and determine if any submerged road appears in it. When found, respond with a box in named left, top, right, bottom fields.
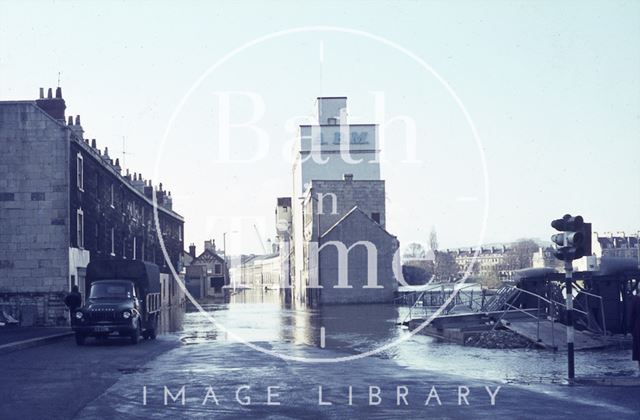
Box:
left=0, top=295, right=639, bottom=419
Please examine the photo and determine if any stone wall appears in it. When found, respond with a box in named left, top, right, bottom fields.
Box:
left=317, top=208, right=398, bottom=304
left=0, top=102, right=70, bottom=325
left=309, top=179, right=386, bottom=233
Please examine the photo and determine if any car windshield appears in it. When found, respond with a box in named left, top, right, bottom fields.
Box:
left=89, top=281, right=134, bottom=300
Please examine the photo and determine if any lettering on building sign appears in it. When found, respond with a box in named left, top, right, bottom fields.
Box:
left=317, top=132, right=369, bottom=145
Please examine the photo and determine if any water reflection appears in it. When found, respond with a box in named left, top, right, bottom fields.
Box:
left=156, top=302, right=185, bottom=335
left=175, top=289, right=636, bottom=384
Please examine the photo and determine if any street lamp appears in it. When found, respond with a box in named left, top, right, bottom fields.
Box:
left=223, top=230, right=238, bottom=288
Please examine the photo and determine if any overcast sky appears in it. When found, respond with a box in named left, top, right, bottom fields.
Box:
left=1, top=0, right=638, bottom=254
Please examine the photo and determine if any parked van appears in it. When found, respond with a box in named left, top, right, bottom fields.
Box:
left=71, top=260, right=161, bottom=345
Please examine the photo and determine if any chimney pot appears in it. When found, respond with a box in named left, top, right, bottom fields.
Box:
left=91, top=139, right=96, bottom=148
left=47, top=88, right=53, bottom=99
left=75, top=115, right=81, bottom=125
left=55, top=87, right=62, bottom=99
left=67, top=116, right=73, bottom=125
left=343, top=173, right=353, bottom=182
left=115, top=158, right=120, bottom=168
left=39, top=88, right=44, bottom=99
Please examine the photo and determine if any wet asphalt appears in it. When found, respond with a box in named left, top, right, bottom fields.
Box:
left=1, top=295, right=639, bottom=419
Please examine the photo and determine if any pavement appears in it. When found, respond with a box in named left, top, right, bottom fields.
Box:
left=1, top=304, right=639, bottom=419
left=0, top=334, right=179, bottom=419
left=0, top=326, right=73, bottom=352
left=0, top=332, right=638, bottom=420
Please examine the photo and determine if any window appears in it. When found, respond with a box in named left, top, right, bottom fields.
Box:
left=371, top=212, right=381, bottom=224
left=110, top=228, right=115, bottom=256
left=214, top=263, right=222, bottom=275
left=77, top=209, right=84, bottom=248
left=31, top=192, right=45, bottom=201
left=0, top=193, right=15, bottom=201
left=110, top=184, right=115, bottom=207
left=76, top=153, right=84, bottom=191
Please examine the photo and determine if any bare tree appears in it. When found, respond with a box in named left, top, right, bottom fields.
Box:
left=434, top=251, right=459, bottom=282
left=429, top=227, right=439, bottom=251
left=404, top=242, right=426, bottom=259
left=503, top=239, right=539, bottom=270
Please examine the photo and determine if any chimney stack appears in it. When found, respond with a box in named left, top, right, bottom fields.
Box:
left=163, top=191, right=173, bottom=210
left=132, top=173, right=145, bottom=193
left=189, top=244, right=196, bottom=258
left=144, top=180, right=154, bottom=200
left=70, top=115, right=84, bottom=138
left=36, top=87, right=66, bottom=121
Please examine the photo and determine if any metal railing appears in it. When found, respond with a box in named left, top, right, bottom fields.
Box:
left=400, top=283, right=481, bottom=324
left=492, top=286, right=608, bottom=348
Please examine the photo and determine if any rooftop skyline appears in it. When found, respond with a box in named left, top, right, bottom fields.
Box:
left=1, top=1, right=638, bottom=254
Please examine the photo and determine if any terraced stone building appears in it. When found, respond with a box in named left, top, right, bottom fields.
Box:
left=0, top=88, right=184, bottom=325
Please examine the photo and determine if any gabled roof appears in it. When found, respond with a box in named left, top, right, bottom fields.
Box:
left=320, top=206, right=396, bottom=240
left=193, top=248, right=225, bottom=265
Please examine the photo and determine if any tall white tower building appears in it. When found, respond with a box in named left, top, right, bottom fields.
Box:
left=292, top=97, right=380, bottom=194
left=288, top=97, right=397, bottom=304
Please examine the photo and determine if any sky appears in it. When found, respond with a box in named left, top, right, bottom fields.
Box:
left=1, top=0, right=638, bottom=255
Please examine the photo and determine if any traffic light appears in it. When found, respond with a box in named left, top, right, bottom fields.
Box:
left=551, top=214, right=592, bottom=261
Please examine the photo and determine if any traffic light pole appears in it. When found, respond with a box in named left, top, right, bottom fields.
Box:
left=564, top=259, right=575, bottom=383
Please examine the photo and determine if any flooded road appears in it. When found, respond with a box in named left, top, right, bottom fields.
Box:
left=68, top=289, right=640, bottom=419
left=176, top=289, right=635, bottom=384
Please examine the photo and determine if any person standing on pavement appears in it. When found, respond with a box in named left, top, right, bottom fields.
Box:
left=630, top=283, right=640, bottom=372
left=64, top=285, right=82, bottom=311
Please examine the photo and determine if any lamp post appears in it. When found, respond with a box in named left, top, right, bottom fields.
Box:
left=637, top=230, right=639, bottom=269
left=223, top=231, right=238, bottom=289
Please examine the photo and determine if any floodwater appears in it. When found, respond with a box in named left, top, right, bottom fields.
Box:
left=74, top=288, right=640, bottom=418
left=175, top=289, right=637, bottom=384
